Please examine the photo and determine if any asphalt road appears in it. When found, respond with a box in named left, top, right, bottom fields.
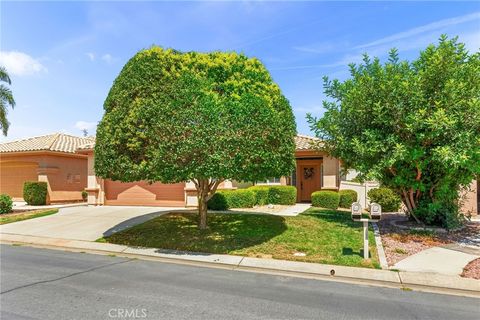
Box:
left=1, top=245, right=478, bottom=320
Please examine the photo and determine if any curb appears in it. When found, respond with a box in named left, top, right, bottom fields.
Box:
left=1, top=233, right=479, bottom=297
left=372, top=222, right=389, bottom=270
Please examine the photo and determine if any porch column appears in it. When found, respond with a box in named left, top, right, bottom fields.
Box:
left=321, top=156, right=339, bottom=190
left=84, top=151, right=104, bottom=205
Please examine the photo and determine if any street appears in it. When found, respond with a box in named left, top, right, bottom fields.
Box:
left=1, top=244, right=478, bottom=320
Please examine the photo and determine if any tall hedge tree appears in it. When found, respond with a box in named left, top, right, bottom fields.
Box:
left=308, top=36, right=480, bottom=228
left=95, top=47, right=296, bottom=229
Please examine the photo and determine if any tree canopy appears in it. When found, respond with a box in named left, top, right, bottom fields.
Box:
left=308, top=35, right=480, bottom=228
left=95, top=47, right=296, bottom=228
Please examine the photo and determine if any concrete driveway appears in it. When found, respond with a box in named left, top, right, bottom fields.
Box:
left=0, top=206, right=183, bottom=241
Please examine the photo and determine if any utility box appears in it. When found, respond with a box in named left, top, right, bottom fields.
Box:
left=369, top=202, right=382, bottom=221
left=351, top=202, right=362, bottom=221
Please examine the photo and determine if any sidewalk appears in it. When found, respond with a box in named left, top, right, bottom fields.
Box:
left=1, top=233, right=478, bottom=297
left=393, top=246, right=480, bottom=276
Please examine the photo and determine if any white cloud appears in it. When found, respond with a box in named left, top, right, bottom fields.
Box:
left=0, top=51, right=47, bottom=76
left=356, top=12, right=480, bottom=49
left=86, top=52, right=95, bottom=61
left=101, top=53, right=114, bottom=64
left=74, top=121, right=97, bottom=132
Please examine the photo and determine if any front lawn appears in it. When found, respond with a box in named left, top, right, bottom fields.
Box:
left=103, top=208, right=380, bottom=268
left=0, top=208, right=59, bottom=225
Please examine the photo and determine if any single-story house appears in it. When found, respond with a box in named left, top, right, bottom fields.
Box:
left=76, top=134, right=342, bottom=206
left=1, top=133, right=478, bottom=216
left=0, top=133, right=94, bottom=203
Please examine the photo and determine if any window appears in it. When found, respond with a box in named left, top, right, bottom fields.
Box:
left=256, top=177, right=281, bottom=185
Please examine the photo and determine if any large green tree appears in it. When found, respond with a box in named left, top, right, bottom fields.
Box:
left=0, top=66, right=16, bottom=136
left=308, top=36, right=480, bottom=228
left=95, top=47, right=296, bottom=229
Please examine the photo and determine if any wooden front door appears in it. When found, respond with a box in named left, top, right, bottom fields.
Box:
left=298, top=161, right=321, bottom=202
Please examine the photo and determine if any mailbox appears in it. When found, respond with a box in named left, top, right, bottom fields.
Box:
left=369, top=202, right=382, bottom=221
left=351, top=202, right=362, bottom=220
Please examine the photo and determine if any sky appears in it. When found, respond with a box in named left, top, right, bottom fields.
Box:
left=1, top=1, right=479, bottom=142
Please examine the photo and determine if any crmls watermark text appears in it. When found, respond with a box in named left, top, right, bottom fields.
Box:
left=108, top=308, right=147, bottom=318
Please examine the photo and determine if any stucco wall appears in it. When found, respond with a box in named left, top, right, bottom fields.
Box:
left=322, top=156, right=339, bottom=189
left=0, top=152, right=87, bottom=202
left=461, top=180, right=478, bottom=217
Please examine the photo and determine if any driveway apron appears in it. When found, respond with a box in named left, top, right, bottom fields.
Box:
left=0, top=206, right=182, bottom=241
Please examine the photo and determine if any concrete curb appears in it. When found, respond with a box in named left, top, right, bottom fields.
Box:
left=1, top=233, right=479, bottom=297
left=372, top=222, right=389, bottom=270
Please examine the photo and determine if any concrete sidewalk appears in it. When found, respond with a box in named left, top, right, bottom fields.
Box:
left=1, top=233, right=478, bottom=297
left=393, top=247, right=480, bottom=276
left=276, top=203, right=311, bottom=216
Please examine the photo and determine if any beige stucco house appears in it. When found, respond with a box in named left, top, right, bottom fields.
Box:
left=0, top=133, right=94, bottom=203
left=78, top=134, right=342, bottom=206
left=1, top=133, right=478, bottom=216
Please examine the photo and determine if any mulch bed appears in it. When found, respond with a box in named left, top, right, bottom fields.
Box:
left=461, top=258, right=480, bottom=280
left=378, top=214, right=480, bottom=268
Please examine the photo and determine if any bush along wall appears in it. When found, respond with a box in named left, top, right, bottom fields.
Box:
left=207, top=189, right=256, bottom=210
left=311, top=190, right=340, bottom=209
left=0, top=194, right=13, bottom=214
left=23, top=181, right=48, bottom=205
left=339, top=189, right=358, bottom=208
left=367, top=188, right=401, bottom=212
left=248, top=185, right=297, bottom=205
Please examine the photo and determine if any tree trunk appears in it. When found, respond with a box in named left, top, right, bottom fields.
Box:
left=194, top=178, right=223, bottom=230
left=198, top=196, right=208, bottom=230
left=196, top=179, right=208, bottom=230
left=401, top=189, right=421, bottom=224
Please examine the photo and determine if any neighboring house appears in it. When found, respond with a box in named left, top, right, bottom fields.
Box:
left=77, top=134, right=342, bottom=206
left=0, top=133, right=94, bottom=203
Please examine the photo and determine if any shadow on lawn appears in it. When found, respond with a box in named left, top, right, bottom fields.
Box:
left=103, top=211, right=288, bottom=254
left=342, top=247, right=370, bottom=259
left=102, top=210, right=174, bottom=238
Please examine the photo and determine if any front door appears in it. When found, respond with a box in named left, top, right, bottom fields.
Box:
left=298, top=163, right=321, bottom=202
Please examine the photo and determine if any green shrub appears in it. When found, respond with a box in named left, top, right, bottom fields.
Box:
left=0, top=194, right=13, bottom=214
left=311, top=191, right=340, bottom=209
left=248, top=186, right=270, bottom=205
left=248, top=185, right=297, bottom=205
left=23, top=181, right=48, bottom=205
left=339, top=189, right=358, bottom=208
left=207, top=189, right=256, bottom=210
left=367, top=188, right=401, bottom=212
left=81, top=190, right=88, bottom=201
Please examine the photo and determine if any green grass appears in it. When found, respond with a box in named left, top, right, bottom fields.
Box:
left=104, top=208, right=380, bottom=268
left=0, top=208, right=59, bottom=225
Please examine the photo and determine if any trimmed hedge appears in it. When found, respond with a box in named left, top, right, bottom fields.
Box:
left=0, top=194, right=13, bottom=214
left=23, top=181, right=48, bottom=205
left=367, top=188, right=401, bottom=212
left=339, top=189, right=358, bottom=208
left=249, top=186, right=270, bottom=206
left=207, top=189, right=256, bottom=210
left=311, top=190, right=340, bottom=209
left=248, top=185, right=297, bottom=205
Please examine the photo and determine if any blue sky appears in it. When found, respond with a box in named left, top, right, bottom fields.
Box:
left=1, top=1, right=479, bottom=142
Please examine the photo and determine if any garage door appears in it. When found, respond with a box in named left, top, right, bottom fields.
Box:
left=0, top=162, right=38, bottom=199
left=104, top=180, right=185, bottom=207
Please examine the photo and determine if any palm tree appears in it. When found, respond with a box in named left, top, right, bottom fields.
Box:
left=0, top=66, right=15, bottom=136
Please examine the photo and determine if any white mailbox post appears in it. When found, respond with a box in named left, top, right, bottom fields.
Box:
left=351, top=202, right=382, bottom=259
